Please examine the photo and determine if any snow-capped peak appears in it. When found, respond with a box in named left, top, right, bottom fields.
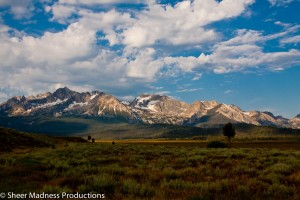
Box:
left=131, top=94, right=165, bottom=111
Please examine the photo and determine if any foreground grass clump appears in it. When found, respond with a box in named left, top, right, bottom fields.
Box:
left=0, top=143, right=299, bottom=200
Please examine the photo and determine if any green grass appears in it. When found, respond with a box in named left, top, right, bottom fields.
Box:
left=0, top=142, right=299, bottom=199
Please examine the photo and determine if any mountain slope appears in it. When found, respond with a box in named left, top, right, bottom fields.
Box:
left=0, top=87, right=134, bottom=121
left=129, top=94, right=190, bottom=124
left=0, top=126, right=54, bottom=152
left=289, top=114, right=300, bottom=129
left=0, top=126, right=88, bottom=152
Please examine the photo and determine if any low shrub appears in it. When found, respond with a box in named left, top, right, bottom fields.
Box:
left=207, top=141, right=228, bottom=148
left=121, top=179, right=154, bottom=197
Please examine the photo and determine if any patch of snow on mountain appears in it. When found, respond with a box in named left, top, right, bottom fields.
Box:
left=121, top=101, right=130, bottom=105
left=64, top=101, right=88, bottom=111
left=244, top=112, right=251, bottom=116
left=137, top=96, right=151, bottom=103
left=90, top=94, right=98, bottom=100
left=98, top=105, right=107, bottom=115
left=147, top=100, right=159, bottom=111
left=36, top=93, right=50, bottom=99
left=35, top=99, right=68, bottom=109
left=134, top=96, right=152, bottom=109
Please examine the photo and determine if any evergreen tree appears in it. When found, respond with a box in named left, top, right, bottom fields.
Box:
left=223, top=122, right=236, bottom=142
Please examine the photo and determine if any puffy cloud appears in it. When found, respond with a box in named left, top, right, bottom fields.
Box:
left=280, top=35, right=300, bottom=44
left=47, top=0, right=254, bottom=48
left=0, top=22, right=160, bottom=101
left=258, top=49, right=300, bottom=69
left=221, top=29, right=263, bottom=45
left=268, top=0, right=299, bottom=6
left=0, top=24, right=10, bottom=32
left=48, top=3, right=133, bottom=25
left=126, top=48, right=164, bottom=80
left=0, top=23, right=92, bottom=97
left=0, top=22, right=96, bottom=69
left=58, top=0, right=146, bottom=5
left=46, top=4, right=78, bottom=24
left=0, top=0, right=34, bottom=19
left=122, top=0, right=254, bottom=47
left=164, top=53, right=211, bottom=72
left=77, top=9, right=132, bottom=46
left=46, top=0, right=142, bottom=30
left=164, top=29, right=300, bottom=73
left=222, top=25, right=300, bottom=46
left=48, top=6, right=133, bottom=45
left=209, top=45, right=300, bottom=73
left=274, top=21, right=291, bottom=28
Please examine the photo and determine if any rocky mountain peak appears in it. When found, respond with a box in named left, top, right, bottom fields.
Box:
left=54, top=86, right=72, bottom=93
left=262, top=111, right=276, bottom=118
left=27, top=92, right=51, bottom=100
left=94, top=93, right=134, bottom=119
left=11, top=96, right=26, bottom=102
left=91, top=91, right=101, bottom=95
left=182, top=101, right=207, bottom=118
left=130, top=94, right=189, bottom=115
left=201, top=100, right=219, bottom=109
left=130, top=94, right=168, bottom=109
left=52, top=87, right=76, bottom=100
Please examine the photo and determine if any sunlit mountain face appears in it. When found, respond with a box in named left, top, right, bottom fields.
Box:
left=1, top=87, right=300, bottom=129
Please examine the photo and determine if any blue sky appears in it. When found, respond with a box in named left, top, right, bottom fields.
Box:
left=0, top=0, right=300, bottom=118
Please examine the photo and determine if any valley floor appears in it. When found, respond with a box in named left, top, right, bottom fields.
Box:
left=97, top=139, right=300, bottom=150
left=0, top=141, right=299, bottom=200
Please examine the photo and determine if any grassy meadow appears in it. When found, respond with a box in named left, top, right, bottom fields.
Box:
left=1, top=140, right=300, bottom=200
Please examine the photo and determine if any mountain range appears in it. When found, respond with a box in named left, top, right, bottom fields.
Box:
left=0, top=87, right=299, bottom=129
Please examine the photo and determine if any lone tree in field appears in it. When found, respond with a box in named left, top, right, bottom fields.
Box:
left=87, top=135, right=91, bottom=141
left=223, top=122, right=236, bottom=142
left=92, top=138, right=95, bottom=143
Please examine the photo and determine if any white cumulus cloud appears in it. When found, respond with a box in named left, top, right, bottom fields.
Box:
left=0, top=0, right=34, bottom=19
left=164, top=29, right=300, bottom=73
left=280, top=35, right=300, bottom=44
left=122, top=0, right=254, bottom=47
